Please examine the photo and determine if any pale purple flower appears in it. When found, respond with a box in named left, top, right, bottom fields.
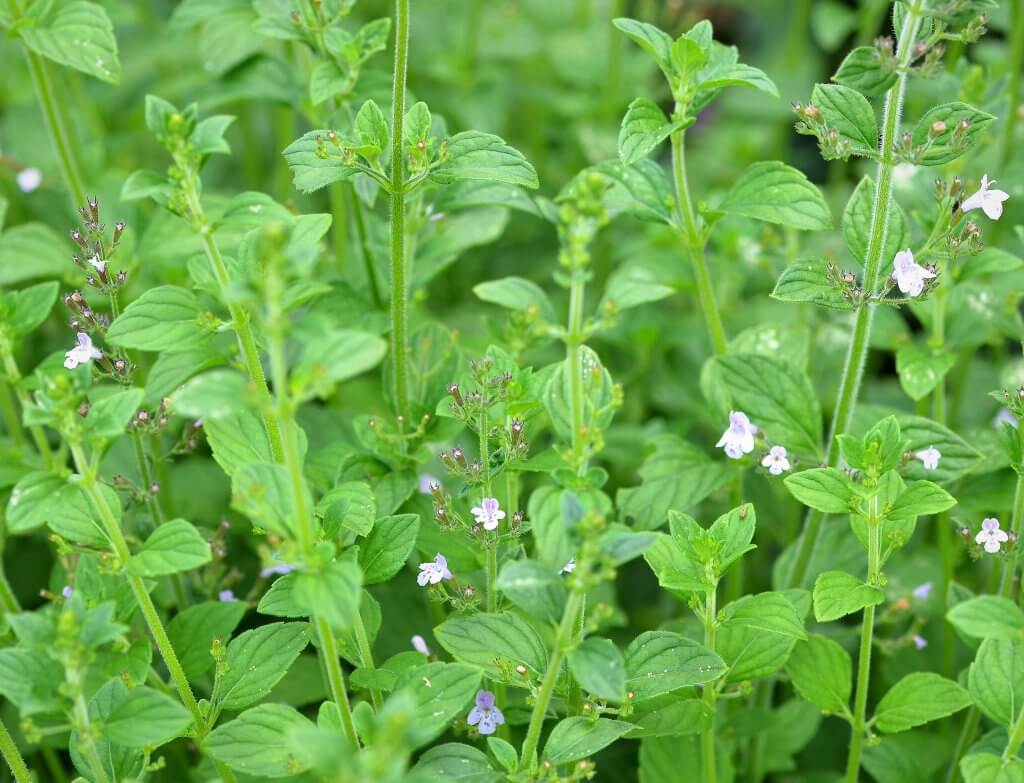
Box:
left=467, top=690, right=504, bottom=735
left=61, top=585, right=73, bottom=599
left=17, top=167, right=42, bottom=193
left=912, top=634, right=928, bottom=650
left=995, top=409, right=1019, bottom=429
left=471, top=497, right=505, bottom=531
left=716, top=411, right=757, bottom=459
left=86, top=255, right=107, bottom=275
left=961, top=175, right=1010, bottom=220
left=561, top=559, right=576, bottom=575
left=417, top=553, right=452, bottom=586
left=411, top=635, right=431, bottom=656
left=761, top=445, right=791, bottom=476
left=915, top=446, right=941, bottom=470
left=259, top=563, right=294, bottom=579
left=218, top=590, right=237, bottom=602
left=418, top=474, right=440, bottom=494
left=976, top=518, right=1009, bottom=554
left=63, top=332, right=103, bottom=369
left=912, top=582, right=933, bottom=601
left=890, top=249, right=935, bottom=297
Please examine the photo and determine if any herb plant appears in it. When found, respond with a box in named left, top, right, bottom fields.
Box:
left=0, top=1, right=1022, bottom=782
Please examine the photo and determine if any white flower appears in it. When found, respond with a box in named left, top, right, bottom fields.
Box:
left=912, top=582, right=933, bottom=600
left=561, top=559, right=576, bottom=574
left=63, top=332, right=103, bottom=369
left=961, top=174, right=1010, bottom=220
left=716, top=411, right=757, bottom=459
left=976, top=518, right=1009, bottom=554
left=471, top=497, right=505, bottom=531
left=760, top=445, right=791, bottom=475
left=890, top=249, right=936, bottom=297
left=417, top=553, right=452, bottom=586
left=61, top=585, right=73, bottom=599
left=16, top=167, right=42, bottom=193
left=411, top=635, right=431, bottom=656
left=994, top=408, right=1019, bottom=429
left=915, top=446, right=941, bottom=470
left=912, top=634, right=928, bottom=650
left=86, top=255, right=107, bottom=275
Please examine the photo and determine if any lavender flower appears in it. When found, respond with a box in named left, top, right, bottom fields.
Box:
left=890, top=249, right=935, bottom=297
left=976, top=518, right=1009, bottom=554
left=417, top=553, right=452, bottom=586
left=912, top=582, right=933, bottom=601
left=64, top=332, right=103, bottom=369
left=467, top=690, right=504, bottom=735
left=961, top=174, right=1010, bottom=220
left=716, top=411, right=757, bottom=459
left=218, top=589, right=237, bottom=602
left=411, top=635, right=431, bottom=656
left=471, top=497, right=506, bottom=531
left=915, top=446, right=941, bottom=470
left=761, top=445, right=791, bottom=475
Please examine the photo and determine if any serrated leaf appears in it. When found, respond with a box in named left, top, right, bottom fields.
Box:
left=618, top=97, right=688, bottom=165
left=473, top=277, right=555, bottom=322
left=106, top=286, right=208, bottom=352
left=567, top=637, right=626, bottom=703
left=20, top=1, right=121, bottom=83
left=911, top=103, right=996, bottom=166
left=772, top=259, right=852, bottom=310
left=895, top=345, right=956, bottom=402
left=496, top=559, right=566, bottom=624
left=832, top=46, right=896, bottom=97
left=213, top=622, right=310, bottom=710
left=812, top=83, right=878, bottom=154
left=127, top=519, right=211, bottom=577
left=813, top=570, right=884, bottom=622
left=873, top=672, right=971, bottom=733
left=624, top=631, right=726, bottom=701
left=359, top=514, right=420, bottom=584
left=697, top=63, right=779, bottom=97
left=717, top=161, right=831, bottom=230
left=394, top=662, right=482, bottom=749
left=434, top=612, right=548, bottom=685
left=842, top=176, right=907, bottom=270
left=613, top=17, right=673, bottom=75
left=785, top=468, right=857, bottom=514
left=431, top=131, right=538, bottom=189
left=282, top=130, right=357, bottom=193
left=204, top=703, right=314, bottom=778
left=785, top=634, right=852, bottom=714
left=104, top=686, right=193, bottom=747
left=543, top=718, right=634, bottom=766
left=721, top=591, right=807, bottom=639
left=167, top=601, right=247, bottom=681
left=947, top=596, right=1024, bottom=641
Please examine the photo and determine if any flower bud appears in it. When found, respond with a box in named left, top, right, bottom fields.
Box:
left=929, top=120, right=946, bottom=136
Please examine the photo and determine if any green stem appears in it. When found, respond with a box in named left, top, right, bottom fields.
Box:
left=22, top=49, right=87, bottom=207
left=352, top=613, right=384, bottom=711
left=782, top=0, right=813, bottom=69
left=349, top=184, right=383, bottom=308
left=0, top=380, right=25, bottom=451
left=999, top=475, right=1024, bottom=597
left=328, top=182, right=350, bottom=275
left=786, top=0, right=925, bottom=590
left=389, top=0, right=412, bottom=422
left=195, top=228, right=285, bottom=464
left=567, top=272, right=587, bottom=470
left=69, top=444, right=205, bottom=734
left=0, top=716, right=31, bottom=783
left=72, top=691, right=110, bottom=783
left=702, top=585, right=718, bottom=783
left=670, top=126, right=728, bottom=357
left=1001, top=0, right=1024, bottom=167
left=1, top=350, right=55, bottom=469
left=315, top=615, right=361, bottom=749
left=845, top=504, right=881, bottom=783
left=518, top=590, right=586, bottom=772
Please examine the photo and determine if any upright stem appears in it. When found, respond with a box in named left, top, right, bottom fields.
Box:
left=670, top=125, right=728, bottom=357
left=845, top=503, right=881, bottom=783
left=998, top=475, right=1024, bottom=596
left=1001, top=0, right=1024, bottom=167
left=786, top=1, right=925, bottom=589
left=0, top=380, right=25, bottom=451
left=517, top=590, right=586, bottom=772
left=1, top=349, right=56, bottom=469
left=71, top=690, right=111, bottom=783
left=0, top=716, right=31, bottom=783
left=702, top=586, right=719, bottom=783
left=389, top=0, right=412, bottom=422
left=348, top=184, right=384, bottom=308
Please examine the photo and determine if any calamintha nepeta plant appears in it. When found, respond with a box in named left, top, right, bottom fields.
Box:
left=0, top=0, right=1022, bottom=782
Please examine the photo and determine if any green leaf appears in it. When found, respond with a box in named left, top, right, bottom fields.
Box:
left=887, top=481, right=956, bottom=524
left=206, top=409, right=273, bottom=477
left=617, top=435, right=729, bottom=531
left=618, top=97, right=689, bottom=165
left=543, top=346, right=616, bottom=445
left=299, top=329, right=387, bottom=385
left=772, top=259, right=852, bottom=310
left=410, top=743, right=500, bottom=782
left=721, top=591, right=807, bottom=639
left=697, top=63, right=779, bottom=98
left=947, top=596, right=1024, bottom=641
left=104, top=686, right=193, bottom=746
left=435, top=612, right=548, bottom=685
left=896, top=345, right=956, bottom=402
left=496, top=559, right=566, bottom=624
left=873, top=672, right=971, bottom=733
left=106, top=286, right=209, bottom=352
left=19, top=1, right=120, bottom=83
left=960, top=753, right=1024, bottom=783
left=543, top=718, right=635, bottom=766
left=167, top=601, right=247, bottom=681
left=359, top=513, right=420, bottom=585
left=84, top=389, right=144, bottom=441
left=567, top=637, right=626, bottom=704
left=204, top=703, right=314, bottom=778
left=670, top=35, right=707, bottom=83
left=6, top=471, right=69, bottom=534
left=625, top=695, right=713, bottom=738
left=812, top=83, right=878, bottom=155
left=473, top=277, right=555, bottom=322
left=487, top=737, right=518, bottom=772
left=1, top=281, right=58, bottom=336
left=600, top=263, right=675, bottom=311
left=213, top=622, right=310, bottom=710
left=354, top=99, right=390, bottom=156
left=431, top=131, right=538, bottom=189
left=613, top=17, right=673, bottom=75
left=813, top=570, right=885, bottom=622
left=911, top=103, right=996, bottom=165
left=785, top=634, right=852, bottom=714
left=785, top=468, right=857, bottom=514
left=232, top=462, right=297, bottom=537
left=842, top=176, right=907, bottom=269
left=394, top=662, right=482, bottom=749
left=318, top=481, right=375, bottom=539
left=624, top=631, right=726, bottom=701
left=591, top=158, right=674, bottom=225
left=832, top=46, right=897, bottom=97
left=282, top=130, right=357, bottom=193
left=170, top=368, right=248, bottom=420
left=191, top=115, right=235, bottom=157
left=709, top=353, right=823, bottom=458
left=716, top=161, right=831, bottom=230
left=0, top=223, right=67, bottom=286
left=969, top=639, right=1024, bottom=727
left=293, top=559, right=362, bottom=631
left=127, top=519, right=211, bottom=577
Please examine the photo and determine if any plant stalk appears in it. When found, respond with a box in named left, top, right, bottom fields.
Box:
left=786, top=0, right=925, bottom=589
left=0, top=716, right=31, bottom=783
left=1001, top=0, right=1024, bottom=166
left=702, top=585, right=719, bottom=783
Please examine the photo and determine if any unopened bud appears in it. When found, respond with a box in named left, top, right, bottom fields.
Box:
left=930, top=120, right=946, bottom=136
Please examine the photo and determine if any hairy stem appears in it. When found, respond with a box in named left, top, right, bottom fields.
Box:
left=389, top=0, right=412, bottom=422
left=0, top=716, right=31, bottom=783
left=786, top=0, right=925, bottom=589
left=518, top=590, right=586, bottom=771
left=702, top=585, right=719, bottom=783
